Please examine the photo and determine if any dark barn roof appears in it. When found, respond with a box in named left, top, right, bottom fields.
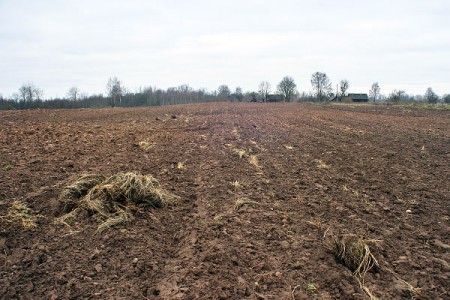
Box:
left=348, top=93, right=369, bottom=102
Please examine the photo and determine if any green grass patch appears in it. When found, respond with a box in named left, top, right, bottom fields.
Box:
left=403, top=103, right=450, bottom=111
left=306, top=283, right=317, bottom=293
left=3, top=164, right=13, bottom=171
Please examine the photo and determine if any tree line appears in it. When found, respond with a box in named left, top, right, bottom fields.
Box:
left=1, top=73, right=449, bottom=110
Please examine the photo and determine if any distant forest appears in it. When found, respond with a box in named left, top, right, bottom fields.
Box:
left=0, top=85, right=231, bottom=110
left=1, top=75, right=449, bottom=110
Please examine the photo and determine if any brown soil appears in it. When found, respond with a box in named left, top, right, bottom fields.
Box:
left=0, top=103, right=449, bottom=299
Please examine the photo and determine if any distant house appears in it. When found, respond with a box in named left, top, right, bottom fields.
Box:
left=341, top=93, right=369, bottom=103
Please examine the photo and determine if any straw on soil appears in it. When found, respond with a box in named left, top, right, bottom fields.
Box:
left=59, top=174, right=106, bottom=212
left=325, top=234, right=379, bottom=277
left=97, top=210, right=134, bottom=233
left=325, top=234, right=380, bottom=299
left=3, top=200, right=43, bottom=229
left=138, top=141, right=153, bottom=151
left=315, top=159, right=330, bottom=170
left=59, top=172, right=179, bottom=232
left=249, top=154, right=261, bottom=169
left=325, top=233, right=421, bottom=299
left=233, top=148, right=247, bottom=158
left=234, top=198, right=261, bottom=211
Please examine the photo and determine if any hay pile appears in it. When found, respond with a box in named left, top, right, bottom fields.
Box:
left=325, top=234, right=380, bottom=299
left=325, top=234, right=379, bottom=278
left=324, top=233, right=420, bottom=299
left=58, top=172, right=178, bottom=232
left=59, top=174, right=106, bottom=212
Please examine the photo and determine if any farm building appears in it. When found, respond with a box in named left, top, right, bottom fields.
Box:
left=341, top=93, right=369, bottom=102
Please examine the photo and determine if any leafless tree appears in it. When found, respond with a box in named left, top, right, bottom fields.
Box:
left=19, top=85, right=31, bottom=102
left=424, top=87, right=439, bottom=104
left=234, top=87, right=243, bottom=102
left=258, top=81, right=271, bottom=102
left=369, top=82, right=380, bottom=102
left=277, top=76, right=297, bottom=102
left=177, top=84, right=192, bottom=94
left=106, top=77, right=123, bottom=107
left=311, top=72, right=332, bottom=101
left=35, top=88, right=43, bottom=101
left=217, top=85, right=231, bottom=101
left=388, top=89, right=405, bottom=102
left=19, top=82, right=43, bottom=102
left=339, top=79, right=349, bottom=97
left=67, top=87, right=80, bottom=101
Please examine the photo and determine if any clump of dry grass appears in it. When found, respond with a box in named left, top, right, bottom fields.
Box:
left=249, top=154, right=261, bottom=168
left=138, top=141, right=152, bottom=151
left=83, top=172, right=177, bottom=209
left=231, top=127, right=240, bottom=139
left=230, top=180, right=241, bottom=189
left=59, top=174, right=106, bottom=212
left=325, top=234, right=380, bottom=299
left=234, top=198, right=261, bottom=211
left=97, top=210, right=135, bottom=233
left=233, top=148, right=247, bottom=158
left=325, top=234, right=379, bottom=277
left=324, top=232, right=421, bottom=300
left=58, top=172, right=179, bottom=232
left=315, top=159, right=330, bottom=170
left=4, top=201, right=43, bottom=229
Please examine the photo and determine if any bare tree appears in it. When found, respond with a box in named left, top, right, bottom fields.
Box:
left=234, top=87, right=243, bottom=102
left=173, top=84, right=193, bottom=104
left=177, top=84, right=192, bottom=94
left=106, top=77, right=123, bottom=107
left=19, top=82, right=43, bottom=102
left=339, top=80, right=349, bottom=97
left=218, top=85, right=230, bottom=95
left=258, top=81, right=271, bottom=102
left=424, top=87, right=439, bottom=104
left=67, top=87, right=80, bottom=101
left=217, top=85, right=231, bottom=101
left=369, top=82, right=380, bottom=102
left=277, top=76, right=297, bottom=102
left=19, top=85, right=33, bottom=102
left=311, top=72, right=332, bottom=101
left=388, top=89, right=405, bottom=103
left=35, top=88, right=43, bottom=101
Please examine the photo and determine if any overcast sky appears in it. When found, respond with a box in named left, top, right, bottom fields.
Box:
left=1, top=0, right=449, bottom=98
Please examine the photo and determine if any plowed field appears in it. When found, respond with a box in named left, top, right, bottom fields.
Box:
left=1, top=103, right=449, bottom=299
